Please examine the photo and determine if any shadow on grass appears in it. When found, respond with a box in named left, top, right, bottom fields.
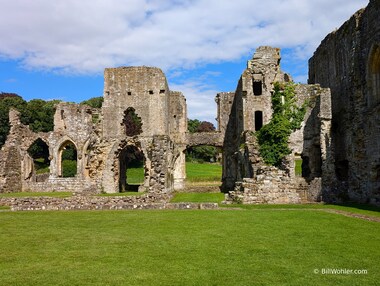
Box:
left=328, top=202, right=380, bottom=212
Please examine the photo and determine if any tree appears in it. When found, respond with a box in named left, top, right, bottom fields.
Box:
left=0, top=96, right=27, bottom=147
left=188, top=119, right=201, bottom=133
left=123, top=108, right=143, bottom=136
left=80, top=96, right=103, bottom=108
left=196, top=121, right=215, bottom=132
left=20, top=99, right=59, bottom=133
left=0, top=96, right=59, bottom=148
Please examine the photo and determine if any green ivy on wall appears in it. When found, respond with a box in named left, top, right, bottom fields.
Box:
left=256, top=82, right=307, bottom=167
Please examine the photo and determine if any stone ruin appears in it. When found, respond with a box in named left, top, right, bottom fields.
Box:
left=0, top=0, right=379, bottom=206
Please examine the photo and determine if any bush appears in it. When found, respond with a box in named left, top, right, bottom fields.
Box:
left=62, top=160, right=77, bottom=177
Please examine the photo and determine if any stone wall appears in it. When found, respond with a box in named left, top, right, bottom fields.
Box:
left=0, top=194, right=219, bottom=211
left=222, top=46, right=333, bottom=205
left=1, top=0, right=378, bottom=206
left=0, top=67, right=188, bottom=195
left=309, top=0, right=380, bottom=205
left=225, top=168, right=306, bottom=205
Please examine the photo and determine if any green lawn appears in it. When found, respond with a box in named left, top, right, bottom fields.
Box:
left=0, top=209, right=379, bottom=285
left=126, top=167, right=145, bottom=185
left=125, top=162, right=222, bottom=184
left=222, top=203, right=380, bottom=218
left=186, top=162, right=222, bottom=182
left=170, top=192, right=225, bottom=203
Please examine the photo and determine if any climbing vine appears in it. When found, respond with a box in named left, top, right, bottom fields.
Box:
left=256, top=82, right=307, bottom=167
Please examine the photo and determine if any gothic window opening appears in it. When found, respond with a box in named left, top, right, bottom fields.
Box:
left=27, top=138, right=50, bottom=176
left=255, top=111, right=263, bottom=131
left=253, top=80, right=262, bottom=96
left=123, top=107, right=143, bottom=136
left=59, top=141, right=77, bottom=177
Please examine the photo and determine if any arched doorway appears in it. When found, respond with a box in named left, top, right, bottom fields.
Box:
left=118, top=145, right=146, bottom=192
left=27, top=138, right=50, bottom=178
left=58, top=141, right=77, bottom=177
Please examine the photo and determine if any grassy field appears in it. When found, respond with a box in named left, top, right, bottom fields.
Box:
left=170, top=192, right=225, bottom=203
left=185, top=162, right=222, bottom=182
left=125, top=162, right=222, bottom=185
left=126, top=166, right=145, bottom=185
left=0, top=209, right=379, bottom=285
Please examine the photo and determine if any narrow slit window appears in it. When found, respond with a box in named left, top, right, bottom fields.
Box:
left=255, top=111, right=263, bottom=131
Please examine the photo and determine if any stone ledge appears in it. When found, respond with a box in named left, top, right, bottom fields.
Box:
left=0, top=196, right=219, bottom=211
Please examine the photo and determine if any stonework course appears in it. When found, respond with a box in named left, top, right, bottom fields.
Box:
left=0, top=0, right=379, bottom=207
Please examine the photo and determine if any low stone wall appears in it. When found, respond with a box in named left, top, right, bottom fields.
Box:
left=224, top=166, right=315, bottom=204
left=24, top=177, right=97, bottom=193
left=0, top=193, right=219, bottom=211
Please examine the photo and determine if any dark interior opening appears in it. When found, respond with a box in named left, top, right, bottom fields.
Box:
left=335, top=160, right=349, bottom=181
left=255, top=111, right=263, bottom=131
left=301, top=156, right=311, bottom=178
left=27, top=138, right=50, bottom=178
left=253, top=81, right=262, bottom=96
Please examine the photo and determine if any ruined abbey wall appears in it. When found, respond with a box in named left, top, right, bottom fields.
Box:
left=309, top=0, right=380, bottom=204
left=0, top=0, right=378, bottom=206
left=0, top=67, right=188, bottom=194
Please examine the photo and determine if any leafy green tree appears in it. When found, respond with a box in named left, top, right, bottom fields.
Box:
left=123, top=107, right=142, bottom=136
left=187, top=119, right=201, bottom=133
left=80, top=96, right=103, bottom=108
left=20, top=99, right=59, bottom=133
left=257, top=82, right=307, bottom=167
left=0, top=96, right=59, bottom=148
left=0, top=96, right=27, bottom=147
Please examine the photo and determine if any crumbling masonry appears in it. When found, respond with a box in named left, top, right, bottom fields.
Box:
left=0, top=0, right=379, bottom=205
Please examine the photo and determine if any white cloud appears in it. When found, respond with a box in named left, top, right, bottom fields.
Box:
left=0, top=0, right=369, bottom=121
left=0, top=0, right=369, bottom=73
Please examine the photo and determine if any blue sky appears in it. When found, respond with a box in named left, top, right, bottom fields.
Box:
left=0, top=0, right=369, bottom=123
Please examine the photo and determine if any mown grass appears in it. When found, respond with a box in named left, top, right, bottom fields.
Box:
left=186, top=162, right=222, bottom=182
left=222, top=203, right=380, bottom=218
left=0, top=210, right=379, bottom=285
left=126, top=167, right=145, bottom=185
left=0, top=192, right=72, bottom=198
left=126, top=162, right=222, bottom=184
left=170, top=192, right=225, bottom=203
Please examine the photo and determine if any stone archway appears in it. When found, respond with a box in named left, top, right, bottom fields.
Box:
left=57, top=140, right=78, bottom=177
left=115, top=142, right=148, bottom=192
left=27, top=138, right=50, bottom=181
